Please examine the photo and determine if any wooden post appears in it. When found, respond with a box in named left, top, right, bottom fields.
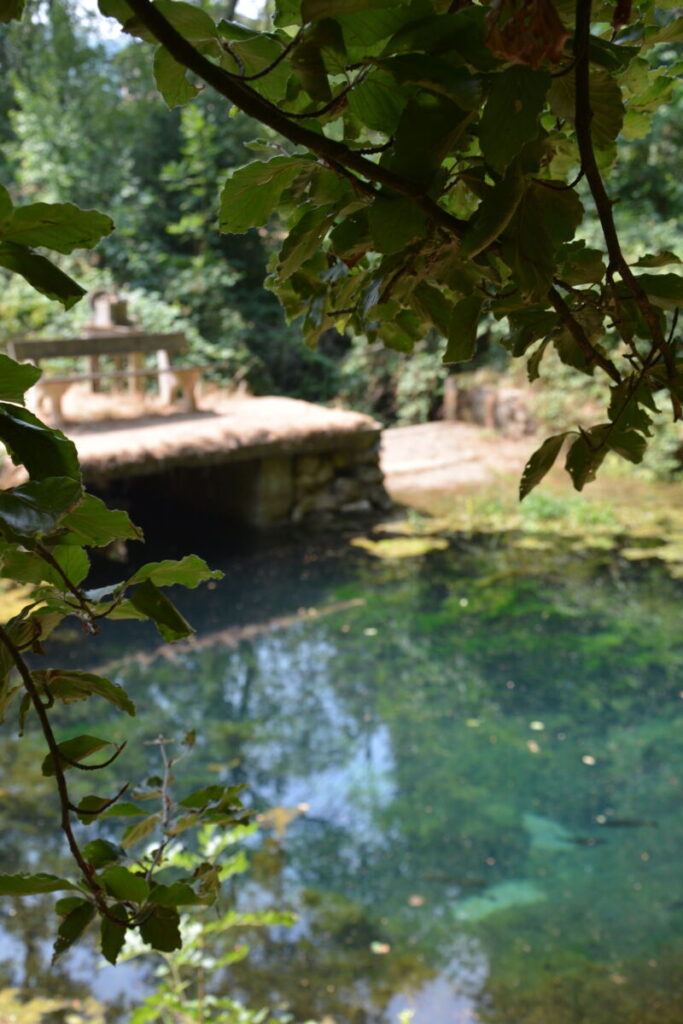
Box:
left=113, top=355, right=125, bottom=392
left=443, top=376, right=458, bottom=421
left=157, top=348, right=174, bottom=405
left=129, top=353, right=145, bottom=394
left=88, top=355, right=102, bottom=393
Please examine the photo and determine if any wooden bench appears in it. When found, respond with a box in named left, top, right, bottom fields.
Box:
left=8, top=332, right=203, bottom=426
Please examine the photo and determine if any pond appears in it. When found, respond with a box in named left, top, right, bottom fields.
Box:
left=2, top=505, right=683, bottom=1024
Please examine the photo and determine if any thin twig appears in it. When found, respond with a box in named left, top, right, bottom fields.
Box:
left=549, top=285, right=621, bottom=383
left=59, top=742, right=127, bottom=772
left=0, top=622, right=125, bottom=922
left=69, top=782, right=129, bottom=817
left=34, top=542, right=98, bottom=633
left=145, top=736, right=176, bottom=881
left=224, top=28, right=303, bottom=81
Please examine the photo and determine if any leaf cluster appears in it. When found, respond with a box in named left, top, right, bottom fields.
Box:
left=0, top=196, right=240, bottom=960
left=93, top=0, right=683, bottom=495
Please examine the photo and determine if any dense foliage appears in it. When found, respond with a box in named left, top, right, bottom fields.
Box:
left=86, top=0, right=683, bottom=496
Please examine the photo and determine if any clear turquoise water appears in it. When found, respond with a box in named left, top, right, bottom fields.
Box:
left=2, top=527, right=683, bottom=1022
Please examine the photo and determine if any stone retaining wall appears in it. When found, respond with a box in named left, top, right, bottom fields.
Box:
left=238, top=433, right=390, bottom=527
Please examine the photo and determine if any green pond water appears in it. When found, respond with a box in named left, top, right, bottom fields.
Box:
left=2, top=516, right=683, bottom=1023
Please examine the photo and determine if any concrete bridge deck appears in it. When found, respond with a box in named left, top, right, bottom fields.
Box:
left=67, top=396, right=378, bottom=479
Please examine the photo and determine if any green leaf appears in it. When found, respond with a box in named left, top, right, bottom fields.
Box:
left=0, top=678, right=21, bottom=724
left=155, top=0, right=218, bottom=39
left=608, top=428, right=647, bottom=463
left=368, top=194, right=428, bottom=255
left=178, top=783, right=238, bottom=808
left=76, top=794, right=141, bottom=825
left=385, top=8, right=493, bottom=67
left=410, top=282, right=453, bottom=336
left=502, top=189, right=555, bottom=299
left=0, top=354, right=41, bottom=405
left=219, top=158, right=311, bottom=234
left=460, top=165, right=526, bottom=259
left=383, top=94, right=474, bottom=186
left=62, top=493, right=142, bottom=546
left=96, top=800, right=147, bottom=821
left=292, top=36, right=332, bottom=102
left=129, top=554, right=222, bottom=588
left=0, top=403, right=80, bottom=481
left=41, top=735, right=112, bottom=777
left=101, top=865, right=150, bottom=904
left=519, top=433, right=568, bottom=499
left=39, top=543, right=90, bottom=588
left=302, top=0, right=395, bottom=18
left=38, top=670, right=136, bottom=716
left=642, top=15, right=683, bottom=46
left=329, top=210, right=371, bottom=258
left=0, top=188, right=11, bottom=228
left=380, top=54, right=483, bottom=110
left=527, top=337, right=551, bottom=381
left=121, top=813, right=161, bottom=848
left=634, top=272, right=683, bottom=310
left=101, top=904, right=128, bottom=965
left=479, top=66, right=550, bottom=173
left=0, top=477, right=81, bottom=539
left=443, top=294, right=484, bottom=363
left=129, top=579, right=194, bottom=641
left=558, top=241, right=605, bottom=285
left=548, top=70, right=623, bottom=148
left=55, top=896, right=88, bottom=916
left=530, top=182, right=583, bottom=243
left=0, top=0, right=25, bottom=22
left=53, top=901, right=96, bottom=961
left=0, top=242, right=86, bottom=308
left=139, top=906, right=182, bottom=952
left=565, top=429, right=608, bottom=490
left=148, top=882, right=204, bottom=907
left=0, top=873, right=77, bottom=895
left=634, top=250, right=681, bottom=268
left=279, top=204, right=337, bottom=280
left=82, top=839, right=125, bottom=869
left=3, top=203, right=114, bottom=254
left=274, top=0, right=299, bottom=26
left=154, top=46, right=202, bottom=107
left=347, top=70, right=408, bottom=133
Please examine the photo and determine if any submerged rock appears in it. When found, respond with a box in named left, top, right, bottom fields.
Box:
left=454, top=879, right=546, bottom=922
left=523, top=812, right=576, bottom=851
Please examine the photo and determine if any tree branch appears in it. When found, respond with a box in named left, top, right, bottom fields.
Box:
left=124, top=0, right=469, bottom=237
left=549, top=285, right=621, bottom=383
left=0, top=622, right=120, bottom=919
left=573, top=0, right=680, bottom=417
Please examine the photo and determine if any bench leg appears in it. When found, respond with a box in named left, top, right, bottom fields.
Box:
left=35, top=382, right=71, bottom=428
left=156, top=350, right=174, bottom=405
left=88, top=355, right=102, bottom=393
left=172, top=369, right=200, bottom=412
left=128, top=353, right=145, bottom=394
left=113, top=355, right=125, bottom=392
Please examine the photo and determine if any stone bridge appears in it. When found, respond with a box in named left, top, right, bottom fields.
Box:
left=61, top=396, right=390, bottom=529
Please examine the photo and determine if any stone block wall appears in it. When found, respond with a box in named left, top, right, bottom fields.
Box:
left=245, top=433, right=391, bottom=527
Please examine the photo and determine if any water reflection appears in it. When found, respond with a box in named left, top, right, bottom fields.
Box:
left=2, top=529, right=683, bottom=1022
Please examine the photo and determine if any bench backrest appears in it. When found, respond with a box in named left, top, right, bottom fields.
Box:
left=8, top=332, right=187, bottom=361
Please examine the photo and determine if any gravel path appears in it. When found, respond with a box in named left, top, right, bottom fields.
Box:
left=381, top=421, right=535, bottom=498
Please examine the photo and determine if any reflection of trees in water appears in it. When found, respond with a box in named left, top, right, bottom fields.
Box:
left=3, top=538, right=683, bottom=1020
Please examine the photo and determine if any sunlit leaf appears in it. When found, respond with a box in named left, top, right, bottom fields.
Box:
left=0, top=354, right=41, bottom=405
